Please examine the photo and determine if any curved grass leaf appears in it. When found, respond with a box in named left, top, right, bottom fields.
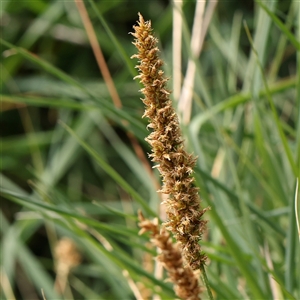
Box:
left=1, top=190, right=140, bottom=238
left=256, top=1, right=300, bottom=50
left=59, top=121, right=155, bottom=216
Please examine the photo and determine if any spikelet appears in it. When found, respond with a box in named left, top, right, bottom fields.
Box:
left=138, top=211, right=202, bottom=300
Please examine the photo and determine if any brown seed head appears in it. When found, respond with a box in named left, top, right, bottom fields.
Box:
left=138, top=211, right=203, bottom=300
left=131, top=13, right=209, bottom=270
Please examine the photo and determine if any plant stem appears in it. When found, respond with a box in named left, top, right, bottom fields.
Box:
left=200, top=264, right=214, bottom=300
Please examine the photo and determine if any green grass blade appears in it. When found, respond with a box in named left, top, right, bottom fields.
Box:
left=190, top=76, right=296, bottom=134
left=59, top=121, right=155, bottom=216
left=256, top=1, right=300, bottom=50
left=284, top=180, right=298, bottom=292
left=1, top=190, right=142, bottom=240
left=1, top=0, right=64, bottom=86
left=296, top=1, right=300, bottom=173
left=0, top=212, right=61, bottom=300
left=71, top=227, right=175, bottom=298
left=1, top=94, right=98, bottom=111
left=88, top=0, right=136, bottom=77
left=199, top=187, right=266, bottom=299
left=244, top=23, right=298, bottom=176
left=0, top=39, right=89, bottom=93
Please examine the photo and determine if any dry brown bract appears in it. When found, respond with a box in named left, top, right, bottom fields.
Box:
left=131, top=13, right=209, bottom=270
left=138, top=211, right=202, bottom=300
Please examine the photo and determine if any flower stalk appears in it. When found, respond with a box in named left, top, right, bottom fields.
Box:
left=131, top=13, right=209, bottom=271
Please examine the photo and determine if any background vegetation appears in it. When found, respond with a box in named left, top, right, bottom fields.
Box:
left=1, top=0, right=299, bottom=299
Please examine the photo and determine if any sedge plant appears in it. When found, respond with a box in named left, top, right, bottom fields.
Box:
left=0, top=1, right=299, bottom=300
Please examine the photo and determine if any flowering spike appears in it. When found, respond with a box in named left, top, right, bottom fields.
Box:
left=138, top=211, right=203, bottom=300
left=131, top=13, right=209, bottom=270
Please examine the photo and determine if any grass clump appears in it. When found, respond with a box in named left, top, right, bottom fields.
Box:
left=1, top=1, right=299, bottom=300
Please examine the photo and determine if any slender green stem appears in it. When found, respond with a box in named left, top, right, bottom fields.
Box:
left=200, top=264, right=214, bottom=300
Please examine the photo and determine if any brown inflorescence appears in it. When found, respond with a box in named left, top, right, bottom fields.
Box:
left=54, top=237, right=81, bottom=274
left=131, top=13, right=209, bottom=270
left=138, top=211, right=202, bottom=300
left=54, top=237, right=81, bottom=293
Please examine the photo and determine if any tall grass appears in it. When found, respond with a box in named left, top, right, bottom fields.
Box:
left=1, top=0, right=299, bottom=299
